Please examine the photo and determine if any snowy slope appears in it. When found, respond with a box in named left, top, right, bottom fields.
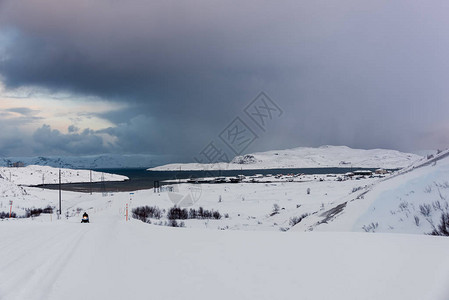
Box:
left=0, top=176, right=52, bottom=217
left=0, top=177, right=30, bottom=200
left=293, top=149, right=449, bottom=234
left=0, top=166, right=127, bottom=217
left=150, top=145, right=421, bottom=171
left=0, top=165, right=128, bottom=186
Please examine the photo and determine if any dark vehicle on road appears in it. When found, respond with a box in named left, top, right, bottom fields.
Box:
left=81, top=212, right=89, bottom=223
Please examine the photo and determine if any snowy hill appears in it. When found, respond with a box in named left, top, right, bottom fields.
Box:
left=0, top=165, right=128, bottom=186
left=0, top=165, right=127, bottom=218
left=150, top=145, right=421, bottom=171
left=294, top=149, right=449, bottom=234
left=0, top=154, right=159, bottom=169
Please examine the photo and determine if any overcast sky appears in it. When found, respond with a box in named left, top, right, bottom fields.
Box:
left=1, top=0, right=449, bottom=163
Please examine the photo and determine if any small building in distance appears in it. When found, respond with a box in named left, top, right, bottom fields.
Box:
left=375, top=168, right=388, bottom=174
left=353, top=170, right=373, bottom=176
left=10, top=161, right=25, bottom=168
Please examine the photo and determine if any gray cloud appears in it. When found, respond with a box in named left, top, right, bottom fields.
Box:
left=0, top=116, right=33, bottom=156
left=32, top=124, right=108, bottom=155
left=0, top=108, right=42, bottom=126
left=1, top=0, right=449, bottom=159
left=68, top=124, right=80, bottom=133
left=6, top=107, right=40, bottom=116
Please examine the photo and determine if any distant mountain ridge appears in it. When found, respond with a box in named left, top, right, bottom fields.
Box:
left=0, top=154, right=159, bottom=169
left=150, top=145, right=422, bottom=171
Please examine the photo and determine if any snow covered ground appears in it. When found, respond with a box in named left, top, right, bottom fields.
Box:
left=0, top=173, right=376, bottom=227
left=143, top=175, right=381, bottom=231
left=1, top=195, right=448, bottom=300
left=150, top=145, right=421, bottom=171
left=1, top=149, right=444, bottom=233
left=1, top=151, right=449, bottom=299
left=0, top=165, right=128, bottom=186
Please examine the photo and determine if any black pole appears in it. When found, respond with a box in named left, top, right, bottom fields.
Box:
left=90, top=170, right=92, bottom=195
left=59, top=169, right=62, bottom=215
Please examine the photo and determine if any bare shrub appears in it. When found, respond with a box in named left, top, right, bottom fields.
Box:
left=398, top=202, right=409, bottom=211
left=192, top=207, right=221, bottom=219
left=419, top=204, right=432, bottom=217
left=0, top=211, right=17, bottom=219
left=25, top=206, right=54, bottom=218
left=167, top=206, right=188, bottom=220
left=414, top=215, right=420, bottom=226
left=289, top=213, right=309, bottom=226
left=432, top=201, right=443, bottom=212
left=168, top=206, right=222, bottom=220
left=132, top=206, right=163, bottom=222
left=430, top=212, right=449, bottom=236
left=352, top=186, right=363, bottom=193
left=270, top=204, right=280, bottom=216
left=362, top=222, right=378, bottom=232
left=167, top=220, right=185, bottom=227
left=434, top=181, right=449, bottom=189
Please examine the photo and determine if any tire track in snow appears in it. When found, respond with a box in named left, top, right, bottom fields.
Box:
left=0, top=224, right=90, bottom=300
left=0, top=224, right=72, bottom=271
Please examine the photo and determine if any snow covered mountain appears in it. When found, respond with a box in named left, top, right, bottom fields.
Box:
left=150, top=145, right=421, bottom=171
left=0, top=154, right=159, bottom=169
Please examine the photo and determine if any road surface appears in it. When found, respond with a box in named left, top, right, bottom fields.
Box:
left=1, top=200, right=449, bottom=300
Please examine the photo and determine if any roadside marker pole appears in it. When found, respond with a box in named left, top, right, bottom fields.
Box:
left=58, top=169, right=62, bottom=216
left=9, top=200, right=13, bottom=218
left=90, top=170, right=92, bottom=195
left=126, top=204, right=128, bottom=221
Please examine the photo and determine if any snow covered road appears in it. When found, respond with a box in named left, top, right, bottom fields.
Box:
left=1, top=203, right=449, bottom=300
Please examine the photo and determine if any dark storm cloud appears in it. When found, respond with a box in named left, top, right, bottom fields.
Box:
left=1, top=0, right=449, bottom=159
